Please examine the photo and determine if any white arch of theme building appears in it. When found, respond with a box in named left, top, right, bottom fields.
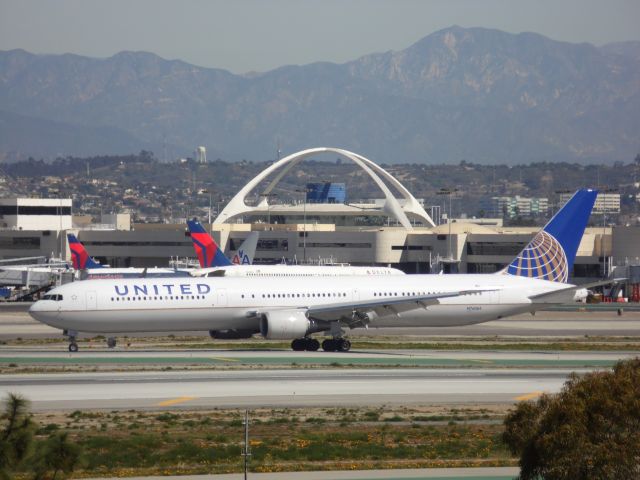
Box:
left=214, top=147, right=435, bottom=229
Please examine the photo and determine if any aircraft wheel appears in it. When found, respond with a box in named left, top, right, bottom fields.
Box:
left=306, top=338, right=320, bottom=351
left=291, top=339, right=305, bottom=351
left=338, top=339, right=351, bottom=352
left=107, top=337, right=117, bottom=348
left=68, top=342, right=79, bottom=353
left=322, top=339, right=336, bottom=352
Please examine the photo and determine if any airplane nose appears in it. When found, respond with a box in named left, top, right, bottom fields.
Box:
left=29, top=300, right=57, bottom=324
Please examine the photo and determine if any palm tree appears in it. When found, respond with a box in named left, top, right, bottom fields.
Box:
left=0, top=393, right=34, bottom=479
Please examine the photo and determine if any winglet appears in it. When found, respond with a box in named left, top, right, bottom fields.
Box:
left=503, top=189, right=598, bottom=283
left=67, top=233, right=103, bottom=269
left=186, top=219, right=232, bottom=268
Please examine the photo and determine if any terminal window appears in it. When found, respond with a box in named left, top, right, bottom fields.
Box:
left=0, top=206, right=71, bottom=216
left=0, top=237, right=41, bottom=249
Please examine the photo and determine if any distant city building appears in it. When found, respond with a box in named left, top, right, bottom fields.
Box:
left=489, top=196, right=548, bottom=218
left=306, top=183, right=346, bottom=204
left=195, top=146, right=207, bottom=164
left=0, top=198, right=72, bottom=231
left=100, top=213, right=131, bottom=231
left=560, top=192, right=620, bottom=214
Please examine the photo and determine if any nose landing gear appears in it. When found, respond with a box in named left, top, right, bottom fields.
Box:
left=64, top=329, right=79, bottom=353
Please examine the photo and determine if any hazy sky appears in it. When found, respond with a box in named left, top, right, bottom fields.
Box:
left=1, top=0, right=639, bottom=73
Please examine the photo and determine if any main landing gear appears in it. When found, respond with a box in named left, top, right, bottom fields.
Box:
left=290, top=337, right=351, bottom=352
left=322, top=338, right=351, bottom=352
left=291, top=338, right=320, bottom=351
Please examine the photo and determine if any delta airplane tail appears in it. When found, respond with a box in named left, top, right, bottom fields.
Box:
left=502, top=189, right=598, bottom=283
left=67, top=234, right=103, bottom=270
left=187, top=220, right=233, bottom=268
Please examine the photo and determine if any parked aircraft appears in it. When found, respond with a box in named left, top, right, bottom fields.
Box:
left=187, top=221, right=258, bottom=267
left=187, top=219, right=405, bottom=277
left=31, top=190, right=600, bottom=352
left=68, top=234, right=191, bottom=280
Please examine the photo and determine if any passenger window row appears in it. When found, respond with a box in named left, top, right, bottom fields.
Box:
left=252, top=292, right=348, bottom=299
left=373, top=291, right=434, bottom=297
left=110, top=295, right=207, bottom=302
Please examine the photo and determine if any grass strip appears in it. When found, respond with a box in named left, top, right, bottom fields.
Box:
left=17, top=407, right=517, bottom=478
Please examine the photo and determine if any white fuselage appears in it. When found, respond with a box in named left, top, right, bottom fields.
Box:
left=192, top=265, right=404, bottom=278
left=81, top=268, right=192, bottom=280
left=29, top=274, right=574, bottom=334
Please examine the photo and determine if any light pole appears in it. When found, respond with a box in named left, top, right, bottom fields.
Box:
left=553, top=189, right=571, bottom=218
left=259, top=193, right=277, bottom=225
left=241, top=410, right=251, bottom=480
left=436, top=188, right=458, bottom=263
left=50, top=189, right=63, bottom=259
left=600, top=188, right=617, bottom=279
left=198, top=188, right=213, bottom=231
left=296, top=188, right=310, bottom=263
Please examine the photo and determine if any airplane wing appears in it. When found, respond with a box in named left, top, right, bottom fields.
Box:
left=299, top=289, right=493, bottom=327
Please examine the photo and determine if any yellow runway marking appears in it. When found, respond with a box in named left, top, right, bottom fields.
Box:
left=209, top=356, right=239, bottom=362
left=469, top=359, right=493, bottom=364
left=156, top=396, right=197, bottom=407
left=514, top=391, right=544, bottom=401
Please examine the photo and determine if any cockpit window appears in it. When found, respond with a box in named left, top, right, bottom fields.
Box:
left=43, top=294, right=63, bottom=301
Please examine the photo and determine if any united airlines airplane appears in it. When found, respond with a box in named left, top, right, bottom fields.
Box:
left=31, top=190, right=598, bottom=353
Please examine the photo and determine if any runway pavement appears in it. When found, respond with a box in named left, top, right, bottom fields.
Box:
left=2, top=306, right=637, bottom=413
left=0, top=365, right=612, bottom=411
left=2, top=308, right=640, bottom=340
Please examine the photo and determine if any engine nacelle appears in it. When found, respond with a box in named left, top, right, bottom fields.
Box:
left=260, top=310, right=310, bottom=340
left=209, top=329, right=257, bottom=339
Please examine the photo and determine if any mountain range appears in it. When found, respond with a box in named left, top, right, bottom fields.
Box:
left=1, top=26, right=639, bottom=164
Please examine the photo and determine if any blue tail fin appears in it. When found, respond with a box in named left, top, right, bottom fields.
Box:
left=186, top=219, right=232, bottom=268
left=503, top=189, right=597, bottom=283
left=67, top=233, right=103, bottom=269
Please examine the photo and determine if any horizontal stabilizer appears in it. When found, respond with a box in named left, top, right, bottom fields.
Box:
left=529, top=278, right=626, bottom=303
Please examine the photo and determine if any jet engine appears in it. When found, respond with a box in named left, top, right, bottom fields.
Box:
left=260, top=309, right=334, bottom=340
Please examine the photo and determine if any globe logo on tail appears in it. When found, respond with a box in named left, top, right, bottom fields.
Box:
left=506, top=230, right=568, bottom=283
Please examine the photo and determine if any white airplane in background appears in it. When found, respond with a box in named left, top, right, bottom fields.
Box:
left=68, top=234, right=191, bottom=280
left=31, top=190, right=603, bottom=353
left=69, top=229, right=260, bottom=280
left=186, top=219, right=404, bottom=278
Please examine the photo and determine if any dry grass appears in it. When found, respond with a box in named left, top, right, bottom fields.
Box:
left=26, top=405, right=515, bottom=477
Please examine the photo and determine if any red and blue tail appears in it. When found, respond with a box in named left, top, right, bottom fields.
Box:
left=67, top=234, right=103, bottom=270
left=187, top=220, right=232, bottom=268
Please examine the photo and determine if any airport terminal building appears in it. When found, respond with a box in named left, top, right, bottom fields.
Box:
left=1, top=148, right=639, bottom=296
